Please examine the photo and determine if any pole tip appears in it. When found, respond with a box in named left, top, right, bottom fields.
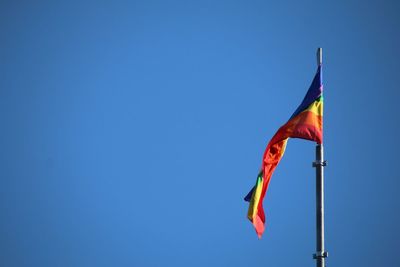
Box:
left=317, top=48, right=322, bottom=65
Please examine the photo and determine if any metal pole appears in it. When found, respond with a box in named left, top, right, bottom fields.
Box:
left=312, top=48, right=328, bottom=267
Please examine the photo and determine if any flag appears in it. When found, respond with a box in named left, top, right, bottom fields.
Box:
left=245, top=64, right=323, bottom=238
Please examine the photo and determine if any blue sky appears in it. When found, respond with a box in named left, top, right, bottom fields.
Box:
left=1, top=1, right=399, bottom=266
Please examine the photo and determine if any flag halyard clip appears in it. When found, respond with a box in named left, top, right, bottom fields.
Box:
left=312, top=160, right=327, bottom=167
left=313, top=251, right=328, bottom=259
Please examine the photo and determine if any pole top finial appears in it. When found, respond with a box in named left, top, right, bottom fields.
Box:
left=317, top=48, right=322, bottom=65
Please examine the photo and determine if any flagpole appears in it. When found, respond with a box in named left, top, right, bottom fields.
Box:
left=313, top=47, right=327, bottom=267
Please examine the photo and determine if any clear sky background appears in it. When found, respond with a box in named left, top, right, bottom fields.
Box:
left=1, top=1, right=399, bottom=266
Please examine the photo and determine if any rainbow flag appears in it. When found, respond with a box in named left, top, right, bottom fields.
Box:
left=245, top=64, right=323, bottom=238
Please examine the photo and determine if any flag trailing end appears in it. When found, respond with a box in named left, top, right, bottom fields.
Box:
left=244, top=171, right=267, bottom=238
left=245, top=64, right=323, bottom=238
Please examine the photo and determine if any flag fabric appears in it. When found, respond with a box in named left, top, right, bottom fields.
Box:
left=244, top=64, right=323, bottom=238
